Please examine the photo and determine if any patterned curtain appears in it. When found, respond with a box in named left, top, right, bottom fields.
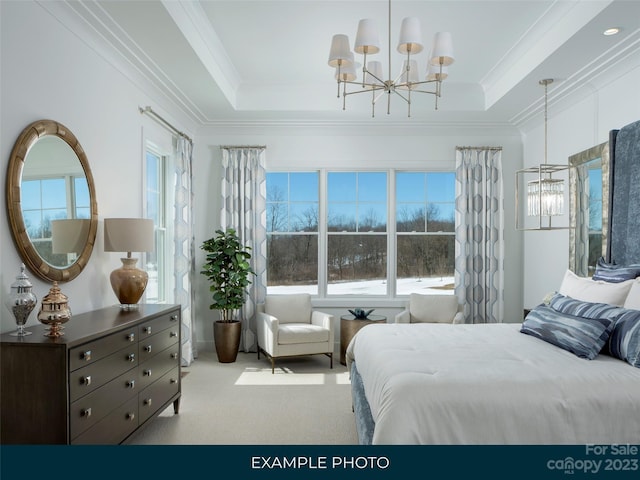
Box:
left=454, top=147, right=504, bottom=323
left=220, top=147, right=268, bottom=352
left=174, top=137, right=196, bottom=365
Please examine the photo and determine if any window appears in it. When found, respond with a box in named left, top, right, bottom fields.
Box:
left=327, top=172, right=387, bottom=295
left=266, top=172, right=319, bottom=294
left=145, top=147, right=168, bottom=303
left=396, top=172, right=455, bottom=295
left=266, top=169, right=456, bottom=297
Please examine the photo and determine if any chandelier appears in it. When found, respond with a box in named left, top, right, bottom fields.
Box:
left=327, top=0, right=454, bottom=117
left=516, top=78, right=570, bottom=231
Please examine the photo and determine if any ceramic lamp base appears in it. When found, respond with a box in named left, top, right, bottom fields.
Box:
left=110, top=257, right=148, bottom=309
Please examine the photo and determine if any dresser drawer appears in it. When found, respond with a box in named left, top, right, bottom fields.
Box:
left=138, top=344, right=180, bottom=390
left=69, top=327, right=137, bottom=371
left=71, top=396, right=138, bottom=445
left=138, top=310, right=180, bottom=340
left=70, top=345, right=138, bottom=402
left=70, top=369, right=138, bottom=440
left=139, top=367, right=180, bottom=424
left=138, top=326, right=179, bottom=363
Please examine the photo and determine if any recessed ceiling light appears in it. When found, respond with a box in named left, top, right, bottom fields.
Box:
left=603, top=27, right=620, bottom=36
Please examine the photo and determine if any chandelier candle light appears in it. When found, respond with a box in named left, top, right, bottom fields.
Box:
left=328, top=0, right=454, bottom=117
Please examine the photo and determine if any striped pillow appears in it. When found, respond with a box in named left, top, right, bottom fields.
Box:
left=608, top=309, right=640, bottom=368
left=548, top=293, right=623, bottom=321
left=592, top=257, right=640, bottom=283
left=521, top=305, right=615, bottom=360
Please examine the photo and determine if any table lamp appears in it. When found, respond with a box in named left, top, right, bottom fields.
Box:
left=104, top=218, right=154, bottom=310
left=51, top=218, right=90, bottom=261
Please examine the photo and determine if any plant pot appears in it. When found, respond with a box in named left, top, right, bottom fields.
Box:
left=214, top=320, right=241, bottom=363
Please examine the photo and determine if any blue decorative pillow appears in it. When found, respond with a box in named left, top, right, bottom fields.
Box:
left=548, top=293, right=623, bottom=321
left=608, top=309, right=640, bottom=368
left=592, top=257, right=640, bottom=283
left=521, top=305, right=615, bottom=359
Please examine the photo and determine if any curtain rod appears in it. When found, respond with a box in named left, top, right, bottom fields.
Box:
left=139, top=106, right=193, bottom=144
left=220, top=145, right=267, bottom=150
left=456, top=146, right=503, bottom=151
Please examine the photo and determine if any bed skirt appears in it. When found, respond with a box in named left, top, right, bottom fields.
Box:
left=350, top=361, right=374, bottom=445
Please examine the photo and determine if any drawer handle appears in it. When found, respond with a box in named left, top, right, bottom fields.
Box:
left=170, top=378, right=177, bottom=384
left=81, top=350, right=92, bottom=362
left=144, top=369, right=152, bottom=377
left=127, top=333, right=135, bottom=342
left=126, top=380, right=135, bottom=389
left=80, top=375, right=92, bottom=386
left=171, top=353, right=178, bottom=359
left=81, top=408, right=92, bottom=418
left=144, top=345, right=152, bottom=353
left=143, top=327, right=152, bottom=334
left=127, top=353, right=136, bottom=362
left=144, top=398, right=152, bottom=407
left=170, top=314, right=178, bottom=321
left=126, top=412, right=135, bottom=421
left=170, top=331, right=178, bottom=338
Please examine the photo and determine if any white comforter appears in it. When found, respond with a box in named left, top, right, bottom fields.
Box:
left=346, top=323, right=640, bottom=444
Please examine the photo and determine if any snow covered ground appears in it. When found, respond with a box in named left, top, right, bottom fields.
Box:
left=268, top=276, right=454, bottom=296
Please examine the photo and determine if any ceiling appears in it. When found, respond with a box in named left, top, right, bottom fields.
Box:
left=58, top=0, right=640, bottom=128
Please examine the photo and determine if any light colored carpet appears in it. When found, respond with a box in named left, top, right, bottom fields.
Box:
left=126, top=351, right=359, bottom=445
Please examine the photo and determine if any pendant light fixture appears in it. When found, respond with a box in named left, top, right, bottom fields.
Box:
left=516, top=78, right=570, bottom=231
left=327, top=0, right=454, bottom=117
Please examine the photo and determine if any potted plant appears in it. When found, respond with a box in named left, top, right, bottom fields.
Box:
left=200, top=228, right=254, bottom=363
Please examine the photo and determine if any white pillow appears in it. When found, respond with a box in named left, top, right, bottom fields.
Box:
left=558, top=269, right=633, bottom=306
left=623, top=280, right=640, bottom=310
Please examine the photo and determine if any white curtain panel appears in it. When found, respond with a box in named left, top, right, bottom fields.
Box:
left=174, top=137, right=197, bottom=365
left=454, top=148, right=505, bottom=323
left=220, top=147, right=268, bottom=352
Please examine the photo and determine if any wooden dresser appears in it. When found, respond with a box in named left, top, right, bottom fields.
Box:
left=1, top=303, right=181, bottom=444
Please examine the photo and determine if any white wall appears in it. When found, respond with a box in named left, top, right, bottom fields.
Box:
left=192, top=124, right=524, bottom=351
left=0, top=1, right=195, bottom=332
left=521, top=65, right=640, bottom=308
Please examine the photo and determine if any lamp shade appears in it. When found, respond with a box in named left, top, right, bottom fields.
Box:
left=104, top=218, right=154, bottom=253
left=399, top=59, right=419, bottom=85
left=328, top=34, right=353, bottom=67
left=426, top=61, right=448, bottom=81
left=365, top=60, right=384, bottom=86
left=51, top=219, right=90, bottom=254
left=335, top=61, right=358, bottom=82
left=430, top=31, right=454, bottom=66
left=397, top=17, right=424, bottom=54
left=354, top=19, right=380, bottom=54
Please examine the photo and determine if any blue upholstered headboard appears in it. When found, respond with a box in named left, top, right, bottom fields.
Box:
left=607, top=119, right=640, bottom=266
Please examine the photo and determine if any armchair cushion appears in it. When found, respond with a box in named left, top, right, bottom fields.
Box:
left=278, top=324, right=330, bottom=345
left=408, top=293, right=461, bottom=323
left=264, top=293, right=311, bottom=324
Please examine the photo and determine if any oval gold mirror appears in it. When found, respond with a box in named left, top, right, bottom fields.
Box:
left=6, top=119, right=98, bottom=282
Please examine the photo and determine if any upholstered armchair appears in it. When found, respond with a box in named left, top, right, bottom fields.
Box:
left=256, top=293, right=335, bottom=373
left=395, top=293, right=464, bottom=324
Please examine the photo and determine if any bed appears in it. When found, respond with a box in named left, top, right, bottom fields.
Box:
left=346, top=119, right=640, bottom=445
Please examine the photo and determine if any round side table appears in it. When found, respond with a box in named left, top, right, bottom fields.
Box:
left=339, top=314, right=386, bottom=365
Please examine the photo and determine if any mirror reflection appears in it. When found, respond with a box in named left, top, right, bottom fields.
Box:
left=569, top=142, right=609, bottom=276
left=22, top=136, right=90, bottom=268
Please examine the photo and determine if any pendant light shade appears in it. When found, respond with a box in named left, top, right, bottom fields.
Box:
left=328, top=34, right=353, bottom=67
left=355, top=19, right=380, bottom=54
left=397, top=17, right=424, bottom=54
left=430, top=32, right=455, bottom=66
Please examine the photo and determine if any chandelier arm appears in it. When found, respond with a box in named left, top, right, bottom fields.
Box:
left=342, top=84, right=386, bottom=98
